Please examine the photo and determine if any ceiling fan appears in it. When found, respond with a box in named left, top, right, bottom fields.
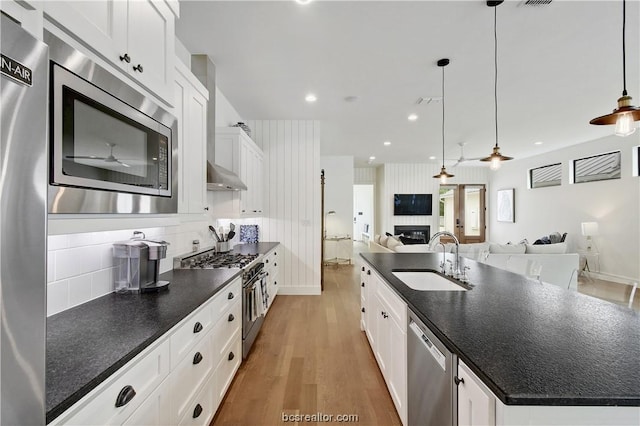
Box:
left=448, top=142, right=483, bottom=167
left=66, top=142, right=131, bottom=167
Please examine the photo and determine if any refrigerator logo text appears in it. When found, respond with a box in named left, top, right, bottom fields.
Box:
left=1, top=54, right=32, bottom=86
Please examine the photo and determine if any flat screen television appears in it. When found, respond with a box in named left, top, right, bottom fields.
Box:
left=394, top=194, right=432, bottom=216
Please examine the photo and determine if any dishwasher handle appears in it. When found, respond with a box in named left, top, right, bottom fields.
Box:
left=409, top=320, right=447, bottom=371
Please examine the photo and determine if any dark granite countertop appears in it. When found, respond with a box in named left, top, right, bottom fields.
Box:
left=46, top=242, right=279, bottom=423
left=360, top=252, right=640, bottom=407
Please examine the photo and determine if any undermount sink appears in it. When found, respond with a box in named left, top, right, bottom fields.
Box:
left=392, top=271, right=468, bottom=291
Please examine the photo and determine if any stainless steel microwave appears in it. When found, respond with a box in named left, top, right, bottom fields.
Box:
left=46, top=30, right=178, bottom=214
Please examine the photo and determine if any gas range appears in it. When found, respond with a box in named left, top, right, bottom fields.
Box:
left=173, top=248, right=261, bottom=270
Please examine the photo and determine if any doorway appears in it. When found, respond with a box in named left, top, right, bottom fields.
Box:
left=353, top=184, right=374, bottom=243
left=439, top=184, right=486, bottom=243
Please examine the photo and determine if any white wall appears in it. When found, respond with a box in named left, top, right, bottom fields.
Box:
left=489, top=134, right=640, bottom=280
left=216, top=87, right=244, bottom=128
left=321, top=156, right=355, bottom=238
left=355, top=167, right=376, bottom=184
left=377, top=164, right=489, bottom=239
left=247, top=120, right=321, bottom=295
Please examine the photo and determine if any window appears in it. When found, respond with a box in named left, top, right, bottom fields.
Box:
left=573, top=151, right=621, bottom=184
left=529, top=163, right=561, bottom=188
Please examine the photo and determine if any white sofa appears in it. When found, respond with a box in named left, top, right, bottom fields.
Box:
left=369, top=234, right=432, bottom=253
left=454, top=242, right=579, bottom=289
left=370, top=237, right=578, bottom=289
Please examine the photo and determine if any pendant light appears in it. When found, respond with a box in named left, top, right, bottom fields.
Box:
left=433, top=58, right=455, bottom=184
left=480, top=0, right=513, bottom=171
left=590, top=0, right=640, bottom=136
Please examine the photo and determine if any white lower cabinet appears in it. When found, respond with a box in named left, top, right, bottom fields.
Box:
left=362, top=263, right=407, bottom=425
left=263, top=246, right=280, bottom=310
left=53, top=278, right=243, bottom=426
left=457, top=361, right=495, bottom=426
left=122, top=377, right=172, bottom=426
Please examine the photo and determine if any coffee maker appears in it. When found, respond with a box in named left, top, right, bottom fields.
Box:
left=114, top=234, right=170, bottom=293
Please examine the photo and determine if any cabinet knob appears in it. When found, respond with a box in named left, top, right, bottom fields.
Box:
left=133, top=64, right=144, bottom=73
left=253, top=210, right=257, bottom=213
left=381, top=311, right=388, bottom=318
left=274, top=281, right=277, bottom=285
left=367, top=270, right=371, bottom=275
left=193, top=404, right=203, bottom=419
left=361, top=307, right=365, bottom=313
left=119, top=53, right=131, bottom=63
left=193, top=352, right=203, bottom=365
left=266, top=259, right=269, bottom=263
left=228, top=313, right=235, bottom=322
left=361, top=282, right=365, bottom=287
left=228, top=292, right=234, bottom=300
left=115, top=385, right=136, bottom=407
left=228, top=352, right=235, bottom=361
left=204, top=206, right=209, bottom=211
left=361, top=266, right=365, bottom=272
left=274, top=263, right=277, bottom=267
left=193, top=322, right=203, bottom=333
left=242, top=210, right=246, bottom=213
left=454, top=376, right=465, bottom=386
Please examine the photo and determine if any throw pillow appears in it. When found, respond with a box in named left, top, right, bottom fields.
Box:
left=489, top=243, right=526, bottom=254
left=549, top=232, right=562, bottom=244
left=379, top=235, right=389, bottom=247
left=374, top=234, right=381, bottom=244
left=386, top=237, right=403, bottom=251
left=525, top=243, right=568, bottom=254
left=399, top=236, right=423, bottom=245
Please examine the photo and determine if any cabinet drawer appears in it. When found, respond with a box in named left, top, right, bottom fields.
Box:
left=210, top=278, right=242, bottom=322
left=63, top=339, right=170, bottom=425
left=170, top=331, right=215, bottom=423
left=212, top=299, right=241, bottom=367
left=170, top=303, right=213, bottom=369
left=123, top=376, right=171, bottom=426
left=376, top=276, right=407, bottom=325
left=215, top=328, right=242, bottom=404
left=178, top=372, right=217, bottom=426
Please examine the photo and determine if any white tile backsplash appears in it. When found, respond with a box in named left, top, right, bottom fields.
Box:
left=68, top=275, right=92, bottom=308
left=47, top=221, right=210, bottom=316
left=47, top=280, right=69, bottom=316
left=91, top=268, right=113, bottom=299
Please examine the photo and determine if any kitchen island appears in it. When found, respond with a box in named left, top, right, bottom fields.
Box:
left=46, top=242, right=278, bottom=424
left=360, top=252, right=640, bottom=424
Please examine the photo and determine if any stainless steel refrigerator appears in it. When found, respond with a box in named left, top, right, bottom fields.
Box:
left=1, top=12, right=48, bottom=425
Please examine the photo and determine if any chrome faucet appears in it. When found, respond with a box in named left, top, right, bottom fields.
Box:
left=429, top=231, right=461, bottom=278
left=435, top=242, right=447, bottom=274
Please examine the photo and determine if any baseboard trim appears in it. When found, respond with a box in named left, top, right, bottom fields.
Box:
left=277, top=286, right=321, bottom=295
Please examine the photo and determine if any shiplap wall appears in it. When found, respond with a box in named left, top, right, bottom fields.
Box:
left=247, top=120, right=321, bottom=295
left=355, top=167, right=376, bottom=184
left=379, top=164, right=489, bottom=237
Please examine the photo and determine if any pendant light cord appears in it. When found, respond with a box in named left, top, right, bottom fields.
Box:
left=494, top=5, right=499, bottom=149
left=622, top=0, right=627, bottom=96
left=442, top=65, right=446, bottom=168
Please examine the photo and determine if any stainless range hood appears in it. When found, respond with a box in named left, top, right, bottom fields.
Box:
left=191, top=54, right=246, bottom=191
left=206, top=162, right=247, bottom=191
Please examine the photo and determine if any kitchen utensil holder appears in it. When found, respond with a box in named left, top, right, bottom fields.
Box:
left=216, top=241, right=231, bottom=253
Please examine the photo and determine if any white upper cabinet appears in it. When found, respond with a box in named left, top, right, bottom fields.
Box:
left=43, top=0, right=175, bottom=105
left=173, top=61, right=209, bottom=214
left=212, top=127, right=264, bottom=218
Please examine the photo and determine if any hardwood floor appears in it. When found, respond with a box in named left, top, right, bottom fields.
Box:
left=212, top=263, right=401, bottom=425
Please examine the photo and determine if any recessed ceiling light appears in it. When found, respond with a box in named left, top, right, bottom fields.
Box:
left=305, top=93, right=317, bottom=103
left=295, top=0, right=313, bottom=5
left=369, top=156, right=376, bottom=160
left=383, top=141, right=391, bottom=146
left=408, top=114, right=418, bottom=121
left=429, top=156, right=437, bottom=160
left=534, top=141, right=543, bottom=145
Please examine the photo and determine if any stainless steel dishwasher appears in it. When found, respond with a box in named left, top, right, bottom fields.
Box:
left=407, top=311, right=457, bottom=426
